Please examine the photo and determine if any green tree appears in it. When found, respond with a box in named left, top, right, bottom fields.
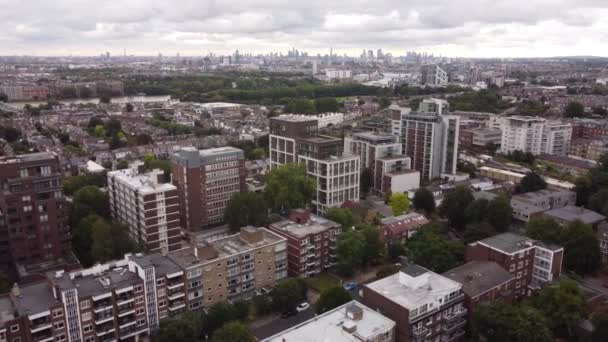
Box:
left=564, top=101, right=586, bottom=118
left=224, top=192, right=268, bottom=231
left=286, top=99, right=316, bottom=114
left=210, top=322, right=256, bottom=342
left=412, top=187, right=435, bottom=214
left=204, top=302, right=240, bottom=335
left=271, top=278, right=308, bottom=313
left=360, top=224, right=383, bottom=264
left=473, top=302, right=553, bottom=342
left=314, top=97, right=339, bottom=113
left=588, top=189, right=608, bottom=217
left=405, top=224, right=465, bottom=273
left=115, top=160, right=129, bottom=170
left=252, top=294, right=273, bottom=316
left=324, top=208, right=355, bottom=228
left=531, top=279, right=586, bottom=337
left=377, top=96, right=391, bottom=109
left=526, top=217, right=561, bottom=243
left=464, top=222, right=496, bottom=243
left=388, top=193, right=410, bottom=216
left=517, top=172, right=547, bottom=193
left=465, top=198, right=490, bottom=223
left=104, top=118, right=122, bottom=137
left=336, top=229, right=366, bottom=276
left=486, top=196, right=513, bottom=232
left=157, top=313, right=202, bottom=342
left=94, top=125, right=106, bottom=138
left=315, top=286, right=352, bottom=314
left=63, top=174, right=106, bottom=196
left=135, top=133, right=153, bottom=145
left=264, top=163, right=316, bottom=212
left=73, top=214, right=101, bottom=266
left=561, top=220, right=601, bottom=275
left=91, top=218, right=115, bottom=263
left=69, top=186, right=110, bottom=228
left=0, top=274, right=11, bottom=293
left=439, top=186, right=474, bottom=230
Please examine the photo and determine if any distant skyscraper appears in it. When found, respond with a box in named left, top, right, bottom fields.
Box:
left=420, top=65, right=448, bottom=85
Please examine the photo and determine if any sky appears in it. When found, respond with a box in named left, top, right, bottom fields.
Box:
left=1, top=0, right=608, bottom=58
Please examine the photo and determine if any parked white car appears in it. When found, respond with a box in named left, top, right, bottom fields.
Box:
left=296, top=302, right=310, bottom=312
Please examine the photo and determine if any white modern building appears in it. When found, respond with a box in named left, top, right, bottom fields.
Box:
left=499, top=116, right=572, bottom=156
left=401, top=99, right=460, bottom=180
left=286, top=112, right=344, bottom=128
left=325, top=68, right=352, bottom=81
left=107, top=163, right=182, bottom=252
left=263, top=301, right=396, bottom=342
left=269, top=115, right=360, bottom=214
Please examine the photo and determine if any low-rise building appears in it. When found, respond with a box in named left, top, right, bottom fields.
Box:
left=362, top=265, right=466, bottom=342
left=263, top=301, right=396, bottom=342
left=537, top=154, right=595, bottom=175
left=380, top=213, right=429, bottom=244
left=374, top=156, right=420, bottom=195
left=510, top=189, right=576, bottom=222
left=268, top=209, right=341, bottom=276
left=466, top=233, right=563, bottom=297
left=542, top=205, right=606, bottom=229
left=443, top=261, right=515, bottom=317
left=108, top=164, right=182, bottom=252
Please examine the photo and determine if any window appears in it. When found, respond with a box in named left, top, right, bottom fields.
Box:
left=80, top=300, right=90, bottom=309
left=23, top=205, right=32, bottom=213
left=138, top=319, right=146, bottom=326
left=84, top=337, right=95, bottom=342
left=134, top=285, right=143, bottom=293
left=136, top=296, right=145, bottom=304
left=136, top=308, right=145, bottom=315
left=55, top=334, right=66, bottom=342
left=19, top=169, right=28, bottom=178
left=156, top=289, right=165, bottom=297
left=53, top=321, right=65, bottom=330
left=10, top=325, right=19, bottom=333
left=82, top=325, right=93, bottom=333
left=21, top=196, right=30, bottom=202
left=52, top=309, right=63, bottom=318
left=40, top=166, right=51, bottom=176
left=157, top=278, right=165, bottom=286
left=81, top=312, right=92, bottom=321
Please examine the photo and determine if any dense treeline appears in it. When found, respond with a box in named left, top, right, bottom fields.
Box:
left=449, top=89, right=513, bottom=113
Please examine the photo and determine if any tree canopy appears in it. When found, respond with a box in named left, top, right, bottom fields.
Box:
left=324, top=208, right=355, bottom=228
left=531, top=279, right=586, bottom=337
left=271, top=278, right=308, bottom=313
left=388, top=192, right=410, bottom=216
left=224, top=192, right=268, bottom=231
left=405, top=224, right=465, bottom=273
left=561, top=220, right=601, bottom=275
left=473, top=302, right=553, bottom=342
left=412, top=187, right=435, bottom=214
left=526, top=217, right=562, bottom=243
left=517, top=172, right=547, bottom=193
left=564, top=101, right=586, bottom=118
left=264, top=163, right=316, bottom=212
left=210, top=322, right=256, bottom=342
left=439, top=186, right=474, bottom=230
left=486, top=196, right=513, bottom=232
left=315, top=286, right=352, bottom=314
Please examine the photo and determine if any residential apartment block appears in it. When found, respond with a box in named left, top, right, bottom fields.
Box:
left=379, top=212, right=429, bottom=244
left=401, top=99, right=460, bottom=180
left=466, top=233, right=563, bottom=297
left=542, top=205, right=606, bottom=229
left=263, top=301, right=396, bottom=342
left=344, top=132, right=420, bottom=195
left=362, top=265, right=467, bottom=342
left=443, top=261, right=515, bottom=317
left=0, top=226, right=287, bottom=342
left=269, top=115, right=360, bottom=214
left=420, top=65, right=448, bottom=85
left=108, top=164, right=182, bottom=253
left=171, top=146, right=246, bottom=230
left=510, top=189, right=576, bottom=222
left=499, top=116, right=572, bottom=156
left=0, top=152, right=75, bottom=281
left=268, top=209, right=341, bottom=277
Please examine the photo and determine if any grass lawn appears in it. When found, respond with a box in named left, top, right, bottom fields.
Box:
left=304, top=273, right=341, bottom=293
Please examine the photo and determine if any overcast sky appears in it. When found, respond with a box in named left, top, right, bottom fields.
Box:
left=2, top=0, right=607, bottom=58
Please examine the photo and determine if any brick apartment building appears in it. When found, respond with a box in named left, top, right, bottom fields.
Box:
left=0, top=226, right=287, bottom=342
left=443, top=261, right=515, bottom=318
left=362, top=265, right=467, bottom=342
left=268, top=209, right=341, bottom=276
left=466, top=233, right=563, bottom=297
left=108, top=164, right=182, bottom=253
left=0, top=152, right=76, bottom=282
left=379, top=212, right=429, bottom=244
left=171, top=146, right=246, bottom=230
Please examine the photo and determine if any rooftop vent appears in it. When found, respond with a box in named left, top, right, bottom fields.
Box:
left=342, top=321, right=357, bottom=333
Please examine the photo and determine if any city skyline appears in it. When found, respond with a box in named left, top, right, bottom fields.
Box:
left=1, top=0, right=607, bottom=58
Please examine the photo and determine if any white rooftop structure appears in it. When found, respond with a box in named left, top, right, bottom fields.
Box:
left=85, top=160, right=106, bottom=173
left=365, top=265, right=462, bottom=317
left=263, top=301, right=395, bottom=342
left=107, top=165, right=175, bottom=195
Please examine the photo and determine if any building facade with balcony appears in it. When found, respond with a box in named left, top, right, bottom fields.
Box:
left=0, top=152, right=76, bottom=282
left=108, top=164, right=182, bottom=253
left=268, top=209, right=341, bottom=277
left=466, top=233, right=563, bottom=297
left=0, top=227, right=287, bottom=342
left=499, top=116, right=572, bottom=156
left=362, top=265, right=466, bottom=342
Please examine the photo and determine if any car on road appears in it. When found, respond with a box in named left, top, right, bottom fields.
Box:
left=343, top=282, right=358, bottom=291
left=281, top=310, right=296, bottom=319
left=296, top=302, right=310, bottom=312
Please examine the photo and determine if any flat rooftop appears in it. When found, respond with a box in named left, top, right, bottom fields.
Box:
left=52, top=262, right=143, bottom=298
left=443, top=261, right=514, bottom=297
left=108, top=168, right=175, bottom=195
left=270, top=215, right=340, bottom=238
left=263, top=301, right=395, bottom=342
left=273, top=114, right=319, bottom=123
left=0, top=152, right=56, bottom=164
left=199, top=146, right=243, bottom=157
left=511, top=189, right=571, bottom=203
left=0, top=296, right=15, bottom=325
left=365, top=265, right=461, bottom=310
left=352, top=131, right=397, bottom=142
left=475, top=232, right=538, bottom=254
left=12, top=281, right=59, bottom=316
left=544, top=205, right=606, bottom=225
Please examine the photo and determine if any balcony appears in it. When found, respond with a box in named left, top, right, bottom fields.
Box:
left=444, top=308, right=467, bottom=321
left=307, top=244, right=315, bottom=250
left=118, top=319, right=137, bottom=330
left=117, top=303, right=136, bottom=318
left=167, top=281, right=184, bottom=290
left=442, top=319, right=466, bottom=333
left=30, top=321, right=52, bottom=333
left=442, top=293, right=465, bottom=308
left=441, top=329, right=465, bottom=342
left=168, top=301, right=186, bottom=311
left=120, top=326, right=148, bottom=340
left=33, top=334, right=54, bottom=342
left=95, top=312, right=114, bottom=325
left=412, top=326, right=430, bottom=338
left=93, top=301, right=114, bottom=313
left=96, top=326, right=116, bottom=337
left=167, top=290, right=185, bottom=301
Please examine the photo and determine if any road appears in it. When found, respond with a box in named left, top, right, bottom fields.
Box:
left=251, top=309, right=315, bottom=340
